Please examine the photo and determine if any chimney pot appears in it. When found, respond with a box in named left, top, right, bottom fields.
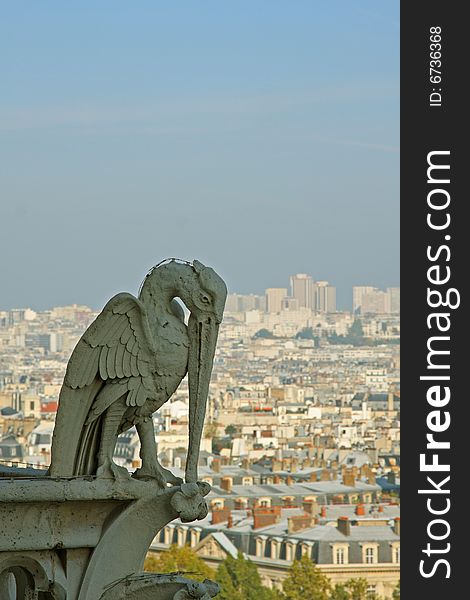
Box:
left=337, top=516, right=351, bottom=536
left=356, top=504, right=365, bottom=516
left=220, top=477, right=232, bottom=492
left=393, top=517, right=400, bottom=536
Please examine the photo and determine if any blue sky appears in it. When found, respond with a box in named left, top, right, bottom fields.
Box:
left=0, top=2, right=399, bottom=310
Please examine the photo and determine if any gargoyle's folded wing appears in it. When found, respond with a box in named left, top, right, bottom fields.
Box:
left=49, top=293, right=157, bottom=476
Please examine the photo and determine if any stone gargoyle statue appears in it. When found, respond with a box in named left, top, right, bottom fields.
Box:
left=49, top=258, right=227, bottom=486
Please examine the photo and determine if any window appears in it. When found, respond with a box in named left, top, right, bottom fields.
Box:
left=333, top=545, right=348, bottom=565
left=190, top=530, right=200, bottom=547
left=30, top=401, right=35, bottom=411
left=366, top=585, right=377, bottom=599
left=335, top=547, right=345, bottom=564
left=271, top=540, right=279, bottom=559
left=394, top=545, right=400, bottom=563
left=365, top=547, right=376, bottom=564
left=286, top=543, right=296, bottom=561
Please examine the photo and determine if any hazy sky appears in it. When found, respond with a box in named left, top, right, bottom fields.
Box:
left=0, top=2, right=399, bottom=311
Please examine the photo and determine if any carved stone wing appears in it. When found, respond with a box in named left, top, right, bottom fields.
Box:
left=49, top=293, right=158, bottom=476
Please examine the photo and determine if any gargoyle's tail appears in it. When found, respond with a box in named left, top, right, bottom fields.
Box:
left=49, top=378, right=104, bottom=477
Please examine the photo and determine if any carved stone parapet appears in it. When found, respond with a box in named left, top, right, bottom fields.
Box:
left=0, top=476, right=216, bottom=599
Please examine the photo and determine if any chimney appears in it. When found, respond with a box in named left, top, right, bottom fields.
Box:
left=220, top=477, right=232, bottom=493
left=337, top=517, right=351, bottom=536
left=286, top=475, right=293, bottom=486
left=302, top=499, right=319, bottom=515
left=378, top=505, right=384, bottom=513
left=253, top=507, right=280, bottom=530
left=343, top=469, right=355, bottom=487
left=288, top=514, right=313, bottom=533
left=388, top=392, right=394, bottom=411
left=227, top=514, right=233, bottom=529
left=355, top=504, right=365, bottom=516
left=309, top=471, right=318, bottom=482
left=211, top=507, right=231, bottom=524
left=272, top=459, right=282, bottom=472
left=393, top=517, right=400, bottom=536
left=273, top=475, right=281, bottom=484
left=320, top=505, right=327, bottom=518
left=241, top=458, right=250, bottom=470
left=212, top=458, right=221, bottom=473
left=320, top=469, right=331, bottom=481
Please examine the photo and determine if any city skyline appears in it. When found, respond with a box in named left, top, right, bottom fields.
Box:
left=1, top=280, right=399, bottom=314
left=0, top=274, right=399, bottom=312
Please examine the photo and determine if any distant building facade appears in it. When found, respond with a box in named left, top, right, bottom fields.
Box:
left=265, top=288, right=288, bottom=313
left=353, top=287, right=400, bottom=315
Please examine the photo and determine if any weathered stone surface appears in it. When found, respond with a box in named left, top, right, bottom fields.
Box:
left=100, top=573, right=220, bottom=600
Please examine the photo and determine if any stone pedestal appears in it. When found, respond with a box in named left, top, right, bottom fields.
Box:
left=0, top=474, right=218, bottom=600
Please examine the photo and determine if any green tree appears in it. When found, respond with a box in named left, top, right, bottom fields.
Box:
left=331, top=584, right=350, bottom=600
left=295, top=327, right=315, bottom=340
left=282, top=556, right=332, bottom=600
left=253, top=328, right=275, bottom=339
left=344, top=578, right=369, bottom=600
left=216, top=552, right=277, bottom=600
left=225, top=424, right=238, bottom=437
left=392, top=581, right=400, bottom=600
left=144, top=545, right=215, bottom=582
left=204, top=421, right=219, bottom=439
left=347, top=319, right=364, bottom=342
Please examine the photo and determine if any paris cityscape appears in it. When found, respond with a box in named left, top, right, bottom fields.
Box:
left=0, top=273, right=400, bottom=599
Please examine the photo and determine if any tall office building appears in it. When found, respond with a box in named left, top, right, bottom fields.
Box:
left=361, top=290, right=390, bottom=314
left=387, top=287, right=400, bottom=314
left=353, top=286, right=376, bottom=313
left=290, top=274, right=314, bottom=309
left=226, top=294, right=266, bottom=312
left=265, top=288, right=288, bottom=313
left=314, top=281, right=337, bottom=313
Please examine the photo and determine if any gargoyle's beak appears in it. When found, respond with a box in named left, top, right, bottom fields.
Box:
left=186, top=312, right=219, bottom=483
